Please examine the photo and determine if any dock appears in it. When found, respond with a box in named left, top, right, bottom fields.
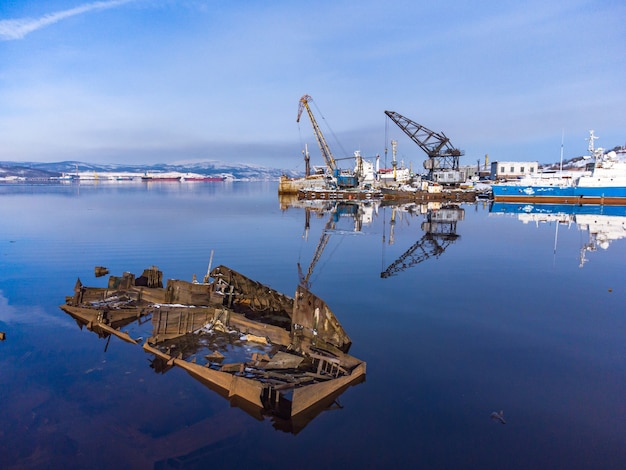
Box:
left=297, top=187, right=481, bottom=203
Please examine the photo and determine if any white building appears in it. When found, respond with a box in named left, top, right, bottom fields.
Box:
left=490, top=161, right=538, bottom=180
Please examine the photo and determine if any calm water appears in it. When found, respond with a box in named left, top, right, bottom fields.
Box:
left=1, top=181, right=625, bottom=469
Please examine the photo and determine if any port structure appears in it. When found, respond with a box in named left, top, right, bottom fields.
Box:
left=297, top=95, right=361, bottom=189
left=384, top=111, right=464, bottom=181
left=298, top=94, right=337, bottom=174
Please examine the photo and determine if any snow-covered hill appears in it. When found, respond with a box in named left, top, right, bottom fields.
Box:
left=0, top=160, right=300, bottom=180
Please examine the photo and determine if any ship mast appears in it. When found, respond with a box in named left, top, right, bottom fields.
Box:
left=559, top=129, right=564, bottom=173
left=588, top=130, right=599, bottom=157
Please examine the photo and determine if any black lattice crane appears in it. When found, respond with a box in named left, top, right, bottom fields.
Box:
left=384, top=111, right=464, bottom=180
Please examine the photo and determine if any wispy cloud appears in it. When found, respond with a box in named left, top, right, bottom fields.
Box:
left=0, top=0, right=135, bottom=41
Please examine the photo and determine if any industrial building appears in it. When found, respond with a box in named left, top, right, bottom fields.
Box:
left=490, top=161, right=538, bottom=180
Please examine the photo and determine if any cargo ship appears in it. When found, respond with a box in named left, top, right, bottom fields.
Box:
left=141, top=173, right=181, bottom=182
left=182, top=174, right=226, bottom=182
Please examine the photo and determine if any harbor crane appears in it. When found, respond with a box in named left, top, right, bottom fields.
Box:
left=297, top=94, right=337, bottom=174
left=380, top=205, right=463, bottom=278
left=297, top=94, right=361, bottom=188
left=384, top=111, right=464, bottom=182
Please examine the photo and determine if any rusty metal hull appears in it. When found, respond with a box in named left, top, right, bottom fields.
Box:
left=278, top=174, right=329, bottom=194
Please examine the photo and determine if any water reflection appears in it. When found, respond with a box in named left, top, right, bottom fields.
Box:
left=4, top=184, right=626, bottom=467
left=280, top=196, right=467, bottom=278
left=292, top=199, right=380, bottom=288
left=380, top=203, right=463, bottom=277
left=490, top=202, right=626, bottom=267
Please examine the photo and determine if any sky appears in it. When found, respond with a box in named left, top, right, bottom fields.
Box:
left=0, top=0, right=625, bottom=171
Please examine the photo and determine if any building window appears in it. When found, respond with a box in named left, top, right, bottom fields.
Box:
left=500, top=166, right=504, bottom=173
left=530, top=167, right=535, bottom=173
left=520, top=166, right=525, bottom=173
left=510, top=166, right=515, bottom=173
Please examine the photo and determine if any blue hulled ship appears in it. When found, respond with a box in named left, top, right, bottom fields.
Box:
left=492, top=130, right=626, bottom=205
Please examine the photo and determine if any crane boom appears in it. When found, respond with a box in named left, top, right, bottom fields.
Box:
left=297, top=95, right=337, bottom=172
left=384, top=111, right=463, bottom=180
left=384, top=111, right=461, bottom=158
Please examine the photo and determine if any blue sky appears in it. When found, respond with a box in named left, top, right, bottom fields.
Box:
left=0, top=0, right=624, bottom=171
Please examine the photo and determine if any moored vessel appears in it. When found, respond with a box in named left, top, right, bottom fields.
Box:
left=141, top=173, right=181, bottom=182
left=492, top=130, right=626, bottom=205
left=182, top=174, right=225, bottom=182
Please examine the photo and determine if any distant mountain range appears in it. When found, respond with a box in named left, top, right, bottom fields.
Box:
left=3, top=145, right=623, bottom=180
left=0, top=160, right=300, bottom=180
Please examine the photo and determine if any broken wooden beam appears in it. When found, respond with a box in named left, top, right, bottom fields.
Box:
left=96, top=323, right=139, bottom=345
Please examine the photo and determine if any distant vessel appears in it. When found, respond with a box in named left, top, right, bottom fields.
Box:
left=141, top=173, right=181, bottom=182
left=492, top=130, right=626, bottom=205
left=56, top=173, right=77, bottom=182
left=182, top=175, right=225, bottom=182
left=54, top=163, right=79, bottom=182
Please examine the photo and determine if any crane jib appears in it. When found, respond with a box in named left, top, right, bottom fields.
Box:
left=298, top=95, right=337, bottom=173
left=384, top=110, right=463, bottom=177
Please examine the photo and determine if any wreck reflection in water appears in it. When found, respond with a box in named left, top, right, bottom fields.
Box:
left=60, top=264, right=365, bottom=435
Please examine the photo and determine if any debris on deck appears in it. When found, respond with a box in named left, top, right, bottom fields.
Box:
left=60, top=264, right=365, bottom=433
